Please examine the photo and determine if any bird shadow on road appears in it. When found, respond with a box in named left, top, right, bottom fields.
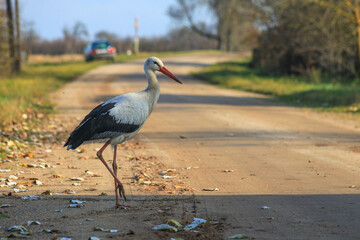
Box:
left=1, top=193, right=360, bottom=239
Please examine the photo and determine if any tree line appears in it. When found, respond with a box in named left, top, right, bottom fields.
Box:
left=1, top=0, right=359, bottom=80
left=24, top=24, right=217, bottom=55
left=170, top=0, right=360, bottom=79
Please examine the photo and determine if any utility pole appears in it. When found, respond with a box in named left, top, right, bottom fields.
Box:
left=14, top=0, right=20, bottom=72
left=134, top=16, right=139, bottom=54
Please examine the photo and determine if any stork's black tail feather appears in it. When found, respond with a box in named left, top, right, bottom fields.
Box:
left=64, top=118, right=97, bottom=150
left=64, top=131, right=85, bottom=150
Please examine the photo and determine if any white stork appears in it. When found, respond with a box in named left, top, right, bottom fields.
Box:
left=64, top=57, right=182, bottom=208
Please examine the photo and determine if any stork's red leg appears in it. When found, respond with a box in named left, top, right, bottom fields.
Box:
left=96, top=140, right=127, bottom=204
left=112, top=145, right=122, bottom=208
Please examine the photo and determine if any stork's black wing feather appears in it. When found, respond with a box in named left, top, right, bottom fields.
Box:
left=64, top=102, right=140, bottom=150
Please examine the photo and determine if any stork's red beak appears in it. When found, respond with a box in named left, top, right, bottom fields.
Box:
left=159, top=66, right=182, bottom=84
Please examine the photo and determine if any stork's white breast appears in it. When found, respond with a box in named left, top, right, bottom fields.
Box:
left=107, top=93, right=150, bottom=125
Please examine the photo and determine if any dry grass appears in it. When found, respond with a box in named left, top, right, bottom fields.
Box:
left=28, top=54, right=84, bottom=63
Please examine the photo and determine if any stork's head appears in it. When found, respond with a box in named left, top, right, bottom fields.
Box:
left=145, top=56, right=182, bottom=84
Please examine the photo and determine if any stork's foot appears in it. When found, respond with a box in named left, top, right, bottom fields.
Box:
left=114, top=184, right=129, bottom=209
left=114, top=203, right=131, bottom=209
left=116, top=181, right=127, bottom=200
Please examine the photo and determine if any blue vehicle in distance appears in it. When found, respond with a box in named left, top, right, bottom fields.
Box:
left=84, top=40, right=116, bottom=62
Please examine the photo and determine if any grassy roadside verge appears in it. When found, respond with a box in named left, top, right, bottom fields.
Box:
left=192, top=58, right=360, bottom=113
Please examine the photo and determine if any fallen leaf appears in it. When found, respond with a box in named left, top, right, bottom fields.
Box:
left=21, top=195, right=40, bottom=200
left=7, top=225, right=31, bottom=235
left=228, top=234, right=249, bottom=239
left=152, top=224, right=178, bottom=232
left=24, top=152, right=34, bottom=158
left=89, top=237, right=101, bottom=240
left=52, top=174, right=63, bottom=178
left=7, top=140, right=16, bottom=147
left=162, top=175, right=175, bottom=179
left=27, top=220, right=41, bottom=226
left=42, top=190, right=52, bottom=195
left=70, top=177, right=84, bottom=181
left=6, top=181, right=17, bottom=186
left=69, top=203, right=84, bottom=208
left=0, top=204, right=13, bottom=208
left=70, top=200, right=86, bottom=204
left=8, top=175, right=18, bottom=180
left=167, top=219, right=183, bottom=228
left=84, top=188, right=97, bottom=191
left=76, top=148, right=86, bottom=153
left=64, top=189, right=76, bottom=194
left=184, top=218, right=211, bottom=231
left=202, top=188, right=219, bottom=191
left=34, top=180, right=43, bottom=185
left=93, top=227, right=118, bottom=233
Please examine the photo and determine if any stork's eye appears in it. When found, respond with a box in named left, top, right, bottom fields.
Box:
left=153, top=61, right=160, bottom=67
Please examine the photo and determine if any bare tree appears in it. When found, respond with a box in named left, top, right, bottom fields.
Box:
left=21, top=20, right=40, bottom=58
left=168, top=0, right=220, bottom=46
left=6, top=0, right=15, bottom=73
left=168, top=0, right=256, bottom=51
left=14, top=0, right=20, bottom=72
left=95, top=31, right=118, bottom=43
left=0, top=0, right=10, bottom=76
left=63, top=22, right=88, bottom=53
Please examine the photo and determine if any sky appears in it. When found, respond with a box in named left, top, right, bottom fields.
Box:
left=19, top=0, right=180, bottom=40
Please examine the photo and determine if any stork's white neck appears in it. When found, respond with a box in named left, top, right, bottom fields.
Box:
left=145, top=68, right=160, bottom=91
left=144, top=68, right=161, bottom=112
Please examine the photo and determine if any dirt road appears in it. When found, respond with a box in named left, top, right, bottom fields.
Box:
left=1, top=52, right=360, bottom=239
